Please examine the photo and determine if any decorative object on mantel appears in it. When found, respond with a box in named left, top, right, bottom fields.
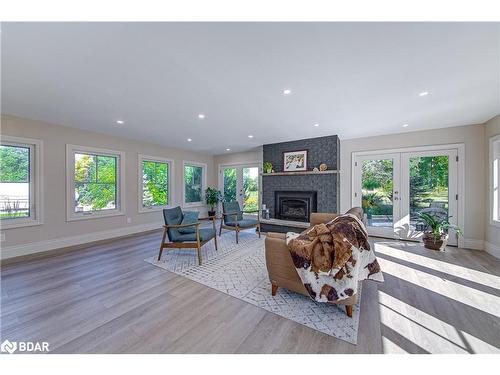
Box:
left=261, top=204, right=270, bottom=220
left=313, top=167, right=319, bottom=172
left=283, top=150, right=308, bottom=172
left=263, top=161, right=273, bottom=174
left=319, top=163, right=328, bottom=171
left=418, top=212, right=462, bottom=251
left=261, top=170, right=338, bottom=176
left=204, top=187, right=223, bottom=219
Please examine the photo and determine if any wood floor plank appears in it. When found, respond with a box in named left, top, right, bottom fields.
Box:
left=1, top=230, right=499, bottom=353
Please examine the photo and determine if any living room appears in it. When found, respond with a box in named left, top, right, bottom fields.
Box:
left=0, top=1, right=499, bottom=372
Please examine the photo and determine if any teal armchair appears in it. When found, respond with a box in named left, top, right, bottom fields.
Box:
left=219, top=201, right=261, bottom=244
left=158, top=206, right=217, bottom=265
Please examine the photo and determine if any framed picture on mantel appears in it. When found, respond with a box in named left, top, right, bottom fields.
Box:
left=283, top=150, right=308, bottom=172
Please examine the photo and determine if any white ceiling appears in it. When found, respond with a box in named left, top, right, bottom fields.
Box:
left=1, top=22, right=499, bottom=155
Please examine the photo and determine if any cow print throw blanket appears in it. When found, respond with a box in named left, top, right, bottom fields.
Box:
left=286, top=214, right=384, bottom=303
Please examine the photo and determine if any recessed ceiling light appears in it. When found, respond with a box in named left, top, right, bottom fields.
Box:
left=198, top=114, right=205, bottom=119
left=226, top=148, right=231, bottom=151
left=187, top=138, right=192, bottom=142
left=313, top=123, right=320, bottom=127
left=248, top=135, right=254, bottom=138
left=402, top=123, right=409, bottom=128
left=116, top=120, right=124, bottom=125
left=283, top=89, right=291, bottom=95
left=419, top=91, right=429, bottom=97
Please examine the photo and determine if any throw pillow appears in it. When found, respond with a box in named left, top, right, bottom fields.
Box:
left=178, top=211, right=199, bottom=234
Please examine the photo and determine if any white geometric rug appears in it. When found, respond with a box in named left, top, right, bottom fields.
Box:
left=144, top=231, right=361, bottom=344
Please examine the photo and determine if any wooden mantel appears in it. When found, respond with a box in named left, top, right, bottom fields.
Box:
left=260, top=170, right=339, bottom=176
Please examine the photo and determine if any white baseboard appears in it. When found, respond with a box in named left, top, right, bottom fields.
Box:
left=0, top=222, right=162, bottom=260
left=485, top=241, right=500, bottom=259
left=462, top=238, right=485, bottom=250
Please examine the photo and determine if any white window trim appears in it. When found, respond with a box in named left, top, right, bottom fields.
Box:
left=490, top=134, right=500, bottom=227
left=66, top=144, right=125, bottom=221
left=0, top=135, right=43, bottom=229
left=182, top=160, right=207, bottom=208
left=138, top=154, right=174, bottom=213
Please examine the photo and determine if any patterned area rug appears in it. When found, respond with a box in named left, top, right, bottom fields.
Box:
left=144, top=231, right=361, bottom=344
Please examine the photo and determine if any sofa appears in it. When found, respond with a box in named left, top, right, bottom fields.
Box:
left=264, top=208, right=365, bottom=317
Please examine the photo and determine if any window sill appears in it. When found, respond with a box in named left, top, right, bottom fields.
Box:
left=183, top=202, right=205, bottom=208
left=139, top=205, right=172, bottom=214
left=0, top=219, right=43, bottom=230
left=67, top=211, right=125, bottom=222
left=490, top=219, right=500, bottom=228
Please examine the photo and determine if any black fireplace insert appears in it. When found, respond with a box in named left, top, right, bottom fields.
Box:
left=274, top=190, right=317, bottom=222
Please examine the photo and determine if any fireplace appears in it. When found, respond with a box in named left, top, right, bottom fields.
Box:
left=275, top=191, right=317, bottom=222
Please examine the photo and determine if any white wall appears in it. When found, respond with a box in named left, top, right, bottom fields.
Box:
left=340, top=123, right=486, bottom=247
left=1, top=114, right=493, bottom=259
left=214, top=125, right=488, bottom=249
left=0, top=114, right=215, bottom=259
left=484, top=115, right=500, bottom=256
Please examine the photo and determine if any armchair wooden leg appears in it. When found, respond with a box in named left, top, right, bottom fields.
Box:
left=219, top=220, right=223, bottom=237
left=213, top=234, right=218, bottom=251
left=197, top=246, right=202, bottom=266
left=271, top=283, right=278, bottom=296
left=158, top=228, right=168, bottom=261
left=196, top=229, right=202, bottom=266
left=345, top=305, right=353, bottom=318
left=257, top=224, right=261, bottom=238
left=236, top=227, right=239, bottom=244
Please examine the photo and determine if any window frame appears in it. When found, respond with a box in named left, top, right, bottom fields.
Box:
left=0, top=135, right=43, bottom=229
left=182, top=161, right=207, bottom=207
left=138, top=154, right=174, bottom=213
left=66, top=144, right=125, bottom=221
left=490, top=134, right=500, bottom=227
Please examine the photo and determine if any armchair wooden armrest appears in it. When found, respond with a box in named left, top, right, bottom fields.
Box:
left=222, top=211, right=239, bottom=221
left=164, top=222, right=201, bottom=229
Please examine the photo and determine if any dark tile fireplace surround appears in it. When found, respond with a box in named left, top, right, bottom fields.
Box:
left=261, top=135, right=339, bottom=233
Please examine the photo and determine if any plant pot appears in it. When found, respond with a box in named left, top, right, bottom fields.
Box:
left=208, top=210, right=216, bottom=219
left=422, top=232, right=448, bottom=251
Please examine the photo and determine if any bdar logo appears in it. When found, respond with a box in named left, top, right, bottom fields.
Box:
left=1, top=339, right=17, bottom=354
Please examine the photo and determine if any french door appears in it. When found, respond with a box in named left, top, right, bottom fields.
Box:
left=219, top=164, right=260, bottom=213
left=353, top=147, right=459, bottom=245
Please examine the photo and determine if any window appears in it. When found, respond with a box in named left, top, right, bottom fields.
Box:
left=139, top=155, right=173, bottom=212
left=491, top=134, right=500, bottom=226
left=0, top=136, right=43, bottom=228
left=66, top=145, right=125, bottom=221
left=183, top=162, right=206, bottom=206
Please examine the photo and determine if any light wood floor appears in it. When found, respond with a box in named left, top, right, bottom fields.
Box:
left=1, top=229, right=499, bottom=353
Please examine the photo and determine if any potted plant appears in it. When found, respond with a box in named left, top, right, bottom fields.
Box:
left=418, top=212, right=462, bottom=251
left=263, top=161, right=273, bottom=174
left=205, top=187, right=223, bottom=219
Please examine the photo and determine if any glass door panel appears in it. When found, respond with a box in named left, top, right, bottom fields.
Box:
left=223, top=167, right=237, bottom=203
left=361, top=159, right=394, bottom=228
left=401, top=150, right=458, bottom=245
left=220, top=164, right=260, bottom=216
left=242, top=167, right=259, bottom=212
left=409, top=155, right=449, bottom=230
left=354, top=153, right=400, bottom=238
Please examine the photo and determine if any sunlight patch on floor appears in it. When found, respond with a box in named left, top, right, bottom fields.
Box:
left=377, top=256, right=500, bottom=318
left=374, top=242, right=500, bottom=289
left=379, top=291, right=500, bottom=353
left=381, top=336, right=408, bottom=354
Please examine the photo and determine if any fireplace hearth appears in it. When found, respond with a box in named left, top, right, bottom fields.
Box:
left=275, top=191, right=317, bottom=222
